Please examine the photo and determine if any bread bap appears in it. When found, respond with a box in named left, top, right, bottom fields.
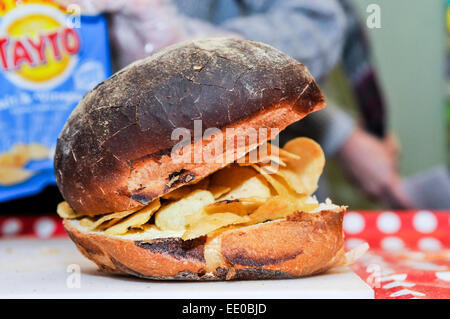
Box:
left=64, top=209, right=346, bottom=280
left=54, top=38, right=365, bottom=281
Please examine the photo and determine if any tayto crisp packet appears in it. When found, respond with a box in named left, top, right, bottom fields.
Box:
left=0, top=0, right=111, bottom=202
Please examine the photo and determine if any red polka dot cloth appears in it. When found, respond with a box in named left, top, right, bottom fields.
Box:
left=0, top=211, right=449, bottom=299
left=344, top=210, right=450, bottom=299
left=0, top=215, right=66, bottom=238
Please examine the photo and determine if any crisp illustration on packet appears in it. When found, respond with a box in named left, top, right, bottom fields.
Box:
left=0, top=0, right=111, bottom=201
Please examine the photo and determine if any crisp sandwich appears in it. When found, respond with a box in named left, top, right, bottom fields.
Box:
left=57, top=137, right=342, bottom=239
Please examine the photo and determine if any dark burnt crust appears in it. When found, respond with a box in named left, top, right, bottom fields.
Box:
left=97, top=262, right=295, bottom=281
left=128, top=193, right=154, bottom=206
left=226, top=249, right=303, bottom=267
left=54, top=38, right=325, bottom=215
left=105, top=261, right=206, bottom=281
left=164, top=169, right=196, bottom=192
left=101, top=257, right=297, bottom=281
left=69, top=226, right=207, bottom=264
left=109, top=257, right=206, bottom=281
left=135, top=237, right=206, bottom=262
left=101, top=265, right=295, bottom=281
left=213, top=267, right=294, bottom=280
left=232, top=268, right=294, bottom=280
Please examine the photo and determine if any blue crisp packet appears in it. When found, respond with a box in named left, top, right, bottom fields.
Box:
left=0, top=1, right=111, bottom=202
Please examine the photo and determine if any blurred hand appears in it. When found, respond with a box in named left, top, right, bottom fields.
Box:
left=57, top=0, right=239, bottom=68
left=57, top=0, right=185, bottom=67
left=337, top=127, right=414, bottom=209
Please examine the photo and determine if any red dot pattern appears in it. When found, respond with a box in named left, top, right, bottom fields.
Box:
left=343, top=211, right=450, bottom=251
left=0, top=215, right=65, bottom=238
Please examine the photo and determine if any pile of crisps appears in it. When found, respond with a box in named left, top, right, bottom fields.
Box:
left=57, top=137, right=327, bottom=239
left=0, top=143, right=50, bottom=186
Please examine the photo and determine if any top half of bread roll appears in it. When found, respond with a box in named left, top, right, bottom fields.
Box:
left=54, top=38, right=325, bottom=215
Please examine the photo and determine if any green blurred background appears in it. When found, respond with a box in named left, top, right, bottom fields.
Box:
left=323, top=0, right=449, bottom=209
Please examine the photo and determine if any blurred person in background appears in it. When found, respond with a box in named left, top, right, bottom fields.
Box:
left=55, top=0, right=413, bottom=209
left=282, top=0, right=414, bottom=209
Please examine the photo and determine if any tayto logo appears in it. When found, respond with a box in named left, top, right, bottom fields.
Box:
left=0, top=4, right=80, bottom=90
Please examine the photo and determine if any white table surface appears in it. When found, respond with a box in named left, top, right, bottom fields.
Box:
left=0, top=238, right=374, bottom=299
